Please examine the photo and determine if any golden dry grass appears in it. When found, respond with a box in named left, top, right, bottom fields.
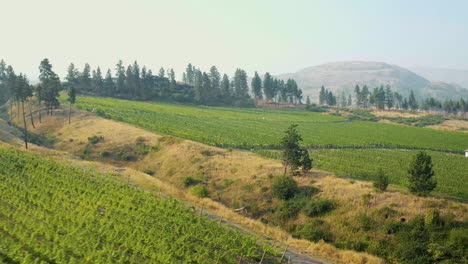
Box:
left=427, top=119, right=468, bottom=133
left=372, top=110, right=427, bottom=118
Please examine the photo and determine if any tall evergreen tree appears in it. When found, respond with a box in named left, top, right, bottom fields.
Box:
left=263, top=72, right=274, bottom=100
left=38, top=59, right=61, bottom=115
left=209, top=66, right=221, bottom=101
left=232, top=69, right=249, bottom=99
left=251, top=71, right=262, bottom=100
left=186, top=63, right=194, bottom=84
left=221, top=73, right=230, bottom=98
left=66, top=63, right=80, bottom=88
left=408, top=90, right=418, bottom=110
left=80, top=63, right=91, bottom=92
left=354, top=85, right=361, bottom=107
left=115, top=60, right=126, bottom=96
left=384, top=85, right=394, bottom=109
left=319, top=86, right=326, bottom=105
left=103, top=69, right=114, bottom=96
left=91, top=67, right=104, bottom=94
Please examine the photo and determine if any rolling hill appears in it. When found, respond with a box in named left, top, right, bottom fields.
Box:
left=277, top=61, right=468, bottom=101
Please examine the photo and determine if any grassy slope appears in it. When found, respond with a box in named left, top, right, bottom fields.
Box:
left=0, top=146, right=274, bottom=264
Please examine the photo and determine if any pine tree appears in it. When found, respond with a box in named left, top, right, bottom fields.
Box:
left=221, top=73, right=230, bottom=98
left=115, top=60, right=126, bottom=96
left=354, top=85, right=361, bottom=107
left=408, top=90, right=418, bottom=110
left=194, top=70, right=203, bottom=103
left=80, top=63, right=91, bottom=92
left=347, top=94, right=352, bottom=107
left=251, top=71, right=262, bottom=100
left=66, top=63, right=80, bottom=88
left=281, top=124, right=312, bottom=175
left=233, top=69, right=249, bottom=99
left=103, top=69, right=114, bottom=96
left=38, top=59, right=61, bottom=115
left=91, top=67, right=104, bottom=94
left=407, top=151, right=437, bottom=196
left=361, top=85, right=370, bottom=108
left=209, top=66, right=221, bottom=101
left=384, top=85, right=394, bottom=109
left=263, top=72, right=273, bottom=100
left=186, top=63, right=194, bottom=84
left=319, top=86, right=326, bottom=105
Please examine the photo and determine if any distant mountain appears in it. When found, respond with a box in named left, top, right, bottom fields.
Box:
left=410, top=66, right=468, bottom=89
left=277, top=61, right=468, bottom=101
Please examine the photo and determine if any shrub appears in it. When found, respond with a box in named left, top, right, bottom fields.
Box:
left=117, top=151, right=130, bottom=161
left=357, top=213, right=374, bottom=231
left=373, top=168, right=389, bottom=191
left=301, top=198, right=336, bottom=217
left=143, top=169, right=154, bottom=176
left=99, top=150, right=110, bottom=157
left=271, top=175, right=298, bottom=200
left=183, top=176, right=198, bottom=187
left=276, top=195, right=308, bottom=221
left=190, top=186, right=209, bottom=198
left=88, top=135, right=103, bottom=144
left=295, top=219, right=333, bottom=242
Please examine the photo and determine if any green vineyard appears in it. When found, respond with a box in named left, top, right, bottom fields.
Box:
left=75, top=96, right=467, bottom=153
left=256, top=149, right=468, bottom=201
left=0, top=147, right=277, bottom=264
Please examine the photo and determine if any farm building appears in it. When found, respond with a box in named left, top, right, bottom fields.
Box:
left=466, top=149, right=468, bottom=157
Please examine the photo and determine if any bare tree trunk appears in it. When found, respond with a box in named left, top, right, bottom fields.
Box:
left=69, top=102, right=72, bottom=124
left=38, top=102, right=42, bottom=123
left=21, top=101, right=28, bottom=149
left=28, top=100, right=35, bottom=128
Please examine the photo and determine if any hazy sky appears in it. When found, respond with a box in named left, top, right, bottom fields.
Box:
left=1, top=0, right=467, bottom=80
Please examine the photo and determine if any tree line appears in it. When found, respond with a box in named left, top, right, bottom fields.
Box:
left=63, top=61, right=303, bottom=107
left=315, top=83, right=468, bottom=115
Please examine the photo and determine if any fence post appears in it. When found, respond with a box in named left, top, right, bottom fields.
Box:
left=259, top=250, right=266, bottom=263
left=280, top=245, right=288, bottom=262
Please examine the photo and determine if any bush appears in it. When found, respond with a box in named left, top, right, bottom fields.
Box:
left=276, top=194, right=308, bottom=221
left=183, top=176, right=198, bottom=187
left=99, top=150, right=110, bottom=157
left=357, top=214, right=374, bottom=231
left=301, top=198, right=336, bottom=217
left=295, top=219, right=333, bottom=242
left=271, top=175, right=298, bottom=200
left=190, top=185, right=209, bottom=198
left=117, top=151, right=130, bottom=161
left=143, top=169, right=154, bottom=176
left=88, top=135, right=103, bottom=144
left=373, top=168, right=389, bottom=191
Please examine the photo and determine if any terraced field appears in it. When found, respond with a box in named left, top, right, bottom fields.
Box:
left=0, top=147, right=277, bottom=264
left=75, top=97, right=467, bottom=152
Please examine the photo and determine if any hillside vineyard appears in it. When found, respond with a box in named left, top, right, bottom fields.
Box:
left=0, top=148, right=276, bottom=264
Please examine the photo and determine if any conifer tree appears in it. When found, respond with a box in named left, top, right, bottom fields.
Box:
left=38, top=59, right=61, bottom=115
left=251, top=71, right=262, bottom=100
left=407, top=151, right=437, bottom=196
left=319, top=86, right=326, bottom=105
